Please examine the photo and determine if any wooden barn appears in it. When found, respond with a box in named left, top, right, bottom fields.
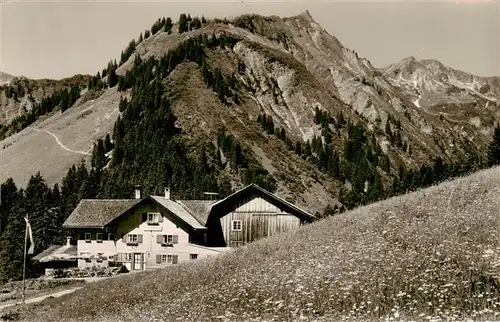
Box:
left=205, top=184, right=316, bottom=247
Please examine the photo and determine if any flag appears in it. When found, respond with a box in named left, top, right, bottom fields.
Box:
left=24, top=217, right=34, bottom=255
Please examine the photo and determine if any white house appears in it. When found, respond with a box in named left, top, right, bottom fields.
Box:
left=61, top=184, right=315, bottom=271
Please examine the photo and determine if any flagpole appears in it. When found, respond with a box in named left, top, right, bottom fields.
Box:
left=22, top=217, right=28, bottom=305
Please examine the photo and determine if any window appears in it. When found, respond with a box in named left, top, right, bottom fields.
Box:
left=124, top=234, right=143, bottom=245
left=96, top=233, right=103, bottom=242
left=158, top=254, right=178, bottom=264
left=128, top=234, right=138, bottom=243
left=147, top=212, right=162, bottom=225
left=232, top=220, right=242, bottom=231
left=85, top=233, right=91, bottom=242
left=157, top=234, right=178, bottom=245
left=190, top=254, right=198, bottom=261
left=161, top=254, right=173, bottom=264
left=108, top=233, right=113, bottom=240
left=125, top=253, right=132, bottom=262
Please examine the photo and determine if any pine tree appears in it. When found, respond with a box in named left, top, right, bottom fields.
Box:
left=487, top=125, right=500, bottom=166
left=367, top=171, right=384, bottom=202
left=91, top=139, right=107, bottom=170
left=60, top=165, right=80, bottom=222
left=79, top=169, right=99, bottom=200
left=104, top=133, right=113, bottom=152
left=191, top=17, right=202, bottom=30
left=107, top=61, right=118, bottom=88
left=24, top=172, right=57, bottom=255
left=295, top=141, right=302, bottom=155
left=0, top=190, right=33, bottom=281
left=165, top=17, right=173, bottom=33
left=0, top=178, right=18, bottom=234
left=379, top=154, right=391, bottom=173
left=179, top=14, right=188, bottom=33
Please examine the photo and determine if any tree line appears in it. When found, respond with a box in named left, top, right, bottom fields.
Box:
left=0, top=85, right=82, bottom=140
left=256, top=111, right=500, bottom=213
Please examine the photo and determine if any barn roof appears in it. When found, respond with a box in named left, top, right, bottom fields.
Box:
left=207, top=184, right=316, bottom=222
left=63, top=199, right=141, bottom=228
left=176, top=200, right=216, bottom=226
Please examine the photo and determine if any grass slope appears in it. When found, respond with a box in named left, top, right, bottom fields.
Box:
left=0, top=87, right=120, bottom=187
left=8, top=167, right=500, bottom=321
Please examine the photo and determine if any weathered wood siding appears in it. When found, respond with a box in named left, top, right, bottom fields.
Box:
left=219, top=195, right=300, bottom=247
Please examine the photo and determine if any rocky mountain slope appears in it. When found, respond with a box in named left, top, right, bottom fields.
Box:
left=0, top=11, right=499, bottom=214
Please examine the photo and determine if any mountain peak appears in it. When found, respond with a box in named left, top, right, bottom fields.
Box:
left=299, top=10, right=314, bottom=21
left=400, top=56, right=418, bottom=65
left=286, top=10, right=316, bottom=23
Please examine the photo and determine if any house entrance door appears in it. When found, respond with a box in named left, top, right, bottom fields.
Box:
left=133, top=253, right=143, bottom=270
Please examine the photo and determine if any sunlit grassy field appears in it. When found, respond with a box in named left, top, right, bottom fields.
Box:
left=12, top=166, right=500, bottom=321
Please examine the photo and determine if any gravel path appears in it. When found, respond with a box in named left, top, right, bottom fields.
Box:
left=0, top=286, right=83, bottom=311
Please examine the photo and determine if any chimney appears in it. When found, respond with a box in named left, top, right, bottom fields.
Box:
left=164, top=187, right=171, bottom=200
left=135, top=185, right=142, bottom=199
left=66, top=236, right=72, bottom=247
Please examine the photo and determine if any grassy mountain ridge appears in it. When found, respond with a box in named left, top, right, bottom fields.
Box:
left=9, top=165, right=500, bottom=321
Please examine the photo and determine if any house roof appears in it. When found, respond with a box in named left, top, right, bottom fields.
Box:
left=63, top=199, right=141, bottom=228
left=176, top=200, right=217, bottom=226
left=150, top=196, right=207, bottom=230
left=208, top=184, right=316, bottom=222
left=33, top=244, right=78, bottom=262
left=62, top=184, right=314, bottom=231
left=63, top=196, right=209, bottom=231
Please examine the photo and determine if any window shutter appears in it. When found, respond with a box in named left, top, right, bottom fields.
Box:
left=156, top=234, right=163, bottom=244
left=158, top=214, right=163, bottom=223
left=138, top=234, right=143, bottom=243
left=173, top=235, right=179, bottom=244
left=122, top=234, right=127, bottom=243
left=142, top=213, right=147, bottom=222
left=173, top=255, right=178, bottom=264
left=156, top=254, right=161, bottom=264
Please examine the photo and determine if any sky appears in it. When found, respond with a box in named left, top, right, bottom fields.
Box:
left=0, top=0, right=499, bottom=79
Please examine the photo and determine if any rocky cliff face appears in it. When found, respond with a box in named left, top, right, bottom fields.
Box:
left=0, top=11, right=499, bottom=214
